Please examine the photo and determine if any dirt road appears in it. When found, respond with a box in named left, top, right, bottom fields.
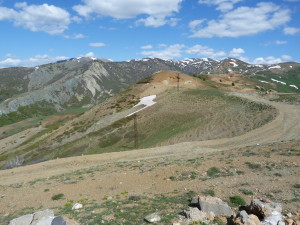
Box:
left=0, top=93, right=299, bottom=185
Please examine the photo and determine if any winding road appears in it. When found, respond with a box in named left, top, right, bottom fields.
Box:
left=0, top=92, right=299, bottom=185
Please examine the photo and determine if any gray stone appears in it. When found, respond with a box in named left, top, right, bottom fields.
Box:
left=51, top=217, right=68, bottom=225
left=144, top=213, right=161, bottom=223
left=9, top=214, right=33, bottom=225
left=32, top=209, right=55, bottom=225
left=199, top=196, right=233, bottom=217
left=183, top=207, right=207, bottom=222
left=191, top=197, right=199, bottom=205
left=246, top=199, right=282, bottom=219
left=262, top=211, right=283, bottom=225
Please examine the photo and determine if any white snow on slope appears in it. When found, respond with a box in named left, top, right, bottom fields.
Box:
left=127, top=95, right=157, bottom=117
left=271, top=78, right=286, bottom=85
left=259, top=80, right=269, bottom=84
left=230, top=62, right=238, bottom=67
left=269, top=65, right=281, bottom=69
left=289, top=85, right=299, bottom=89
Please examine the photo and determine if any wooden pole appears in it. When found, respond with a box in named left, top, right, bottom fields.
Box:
left=134, top=114, right=138, bottom=148
left=177, top=73, right=180, bottom=91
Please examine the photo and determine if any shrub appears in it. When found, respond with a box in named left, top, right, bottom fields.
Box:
left=207, top=167, right=221, bottom=177
left=239, top=189, right=253, bottom=195
left=229, top=195, right=246, bottom=207
left=293, top=184, right=300, bottom=188
left=203, top=189, right=215, bottom=197
left=246, top=162, right=261, bottom=169
left=51, top=193, right=65, bottom=200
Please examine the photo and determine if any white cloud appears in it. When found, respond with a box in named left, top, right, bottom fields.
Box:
left=0, top=55, right=69, bottom=68
left=198, top=0, right=243, bottom=12
left=275, top=40, right=288, bottom=45
left=229, top=48, right=245, bottom=57
left=283, top=27, right=300, bottom=35
left=186, top=45, right=226, bottom=58
left=189, top=19, right=205, bottom=31
left=89, top=42, right=106, bottom=47
left=63, top=34, right=85, bottom=39
left=252, top=55, right=292, bottom=64
left=0, top=3, right=71, bottom=34
left=190, top=2, right=291, bottom=38
left=83, top=52, right=96, bottom=58
left=141, top=45, right=153, bottom=49
left=141, top=44, right=185, bottom=59
left=73, top=0, right=182, bottom=27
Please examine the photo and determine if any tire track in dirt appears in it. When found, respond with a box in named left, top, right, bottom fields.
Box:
left=1, top=93, right=299, bottom=185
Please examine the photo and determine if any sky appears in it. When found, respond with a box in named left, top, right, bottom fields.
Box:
left=0, top=0, right=300, bottom=68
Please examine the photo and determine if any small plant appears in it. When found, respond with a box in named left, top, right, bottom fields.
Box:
left=207, top=167, right=221, bottom=177
left=236, top=170, right=245, bottom=175
left=239, top=188, right=253, bottom=195
left=229, top=195, right=246, bottom=207
left=246, top=162, right=261, bottom=169
left=51, top=193, right=65, bottom=200
left=44, top=189, right=50, bottom=192
left=293, top=184, right=300, bottom=188
left=120, top=191, right=128, bottom=195
left=274, top=173, right=282, bottom=177
left=203, top=189, right=215, bottom=197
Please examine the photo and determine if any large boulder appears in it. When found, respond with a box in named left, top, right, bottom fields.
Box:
left=245, top=199, right=282, bottom=220
left=8, top=210, right=69, bottom=225
left=182, top=207, right=208, bottom=222
left=197, top=196, right=233, bottom=217
left=144, top=213, right=161, bottom=223
left=232, top=210, right=262, bottom=225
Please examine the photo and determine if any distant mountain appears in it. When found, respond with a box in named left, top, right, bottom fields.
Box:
left=0, top=57, right=299, bottom=125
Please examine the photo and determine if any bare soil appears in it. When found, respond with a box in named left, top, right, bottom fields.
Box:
left=0, top=92, right=299, bottom=223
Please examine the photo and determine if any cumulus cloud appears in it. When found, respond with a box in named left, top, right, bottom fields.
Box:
left=141, top=44, right=185, bottom=59
left=198, top=0, right=243, bottom=12
left=73, top=0, right=182, bottom=27
left=141, top=45, right=153, bottom=49
left=186, top=45, right=226, bottom=58
left=63, top=34, right=85, bottom=39
left=0, top=2, right=71, bottom=34
left=83, top=52, right=96, bottom=58
left=229, top=48, right=245, bottom=57
left=0, top=55, right=69, bottom=68
left=190, top=2, right=291, bottom=38
left=89, top=42, right=106, bottom=47
left=140, top=44, right=228, bottom=59
left=252, top=55, right=292, bottom=64
left=283, top=27, right=300, bottom=35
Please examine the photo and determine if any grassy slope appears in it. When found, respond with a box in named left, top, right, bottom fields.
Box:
left=14, top=88, right=277, bottom=165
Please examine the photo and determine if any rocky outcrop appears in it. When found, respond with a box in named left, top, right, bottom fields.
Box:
left=8, top=209, right=69, bottom=225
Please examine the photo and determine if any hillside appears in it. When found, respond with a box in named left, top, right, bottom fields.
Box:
left=0, top=70, right=278, bottom=169
left=0, top=57, right=299, bottom=128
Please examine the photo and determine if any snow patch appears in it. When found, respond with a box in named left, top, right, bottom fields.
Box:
left=269, top=65, right=281, bottom=69
left=289, top=85, right=298, bottom=89
left=230, top=62, right=238, bottom=67
left=259, top=80, right=269, bottom=84
left=35, top=66, right=39, bottom=70
left=202, top=58, right=208, bottom=62
left=271, top=78, right=286, bottom=85
left=290, top=65, right=293, bottom=68
left=127, top=95, right=157, bottom=117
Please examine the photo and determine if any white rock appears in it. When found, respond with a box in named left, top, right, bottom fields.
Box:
left=72, top=203, right=83, bottom=210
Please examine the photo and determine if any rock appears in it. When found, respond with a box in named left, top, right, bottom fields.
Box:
left=182, top=207, right=207, bottom=222
left=191, top=196, right=199, bottom=205
left=144, top=213, right=161, bottom=223
left=51, top=217, right=68, bottom=225
left=32, top=209, right=55, bottom=225
left=246, top=199, right=282, bottom=220
left=286, top=213, right=293, bottom=218
left=233, top=210, right=262, bottom=225
left=198, top=196, right=233, bottom=217
left=285, top=219, right=294, bottom=225
left=72, top=203, right=83, bottom=210
left=262, top=211, right=283, bottom=225
left=207, top=212, right=215, bottom=221
left=277, top=221, right=285, bottom=225
left=9, top=214, right=34, bottom=225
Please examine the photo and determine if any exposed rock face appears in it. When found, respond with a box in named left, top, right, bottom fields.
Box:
left=198, top=196, right=233, bottom=217
left=8, top=209, right=68, bottom=225
left=182, top=207, right=208, bottom=222
left=245, top=199, right=282, bottom=220
left=233, top=210, right=262, bottom=225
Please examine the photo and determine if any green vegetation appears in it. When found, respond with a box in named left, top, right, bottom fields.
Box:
left=51, top=193, right=65, bottom=200
left=207, top=167, right=221, bottom=177
left=239, top=189, right=253, bottom=195
left=229, top=195, right=246, bottom=207
left=245, top=162, right=261, bottom=169
left=202, top=189, right=215, bottom=197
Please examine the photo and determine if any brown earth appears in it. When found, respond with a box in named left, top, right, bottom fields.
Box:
left=0, top=92, right=299, bottom=222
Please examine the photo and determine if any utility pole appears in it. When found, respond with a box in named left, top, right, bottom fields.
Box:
left=133, top=114, right=138, bottom=149
left=177, top=73, right=180, bottom=91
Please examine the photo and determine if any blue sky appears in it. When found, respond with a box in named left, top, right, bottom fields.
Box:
left=0, top=0, right=300, bottom=67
